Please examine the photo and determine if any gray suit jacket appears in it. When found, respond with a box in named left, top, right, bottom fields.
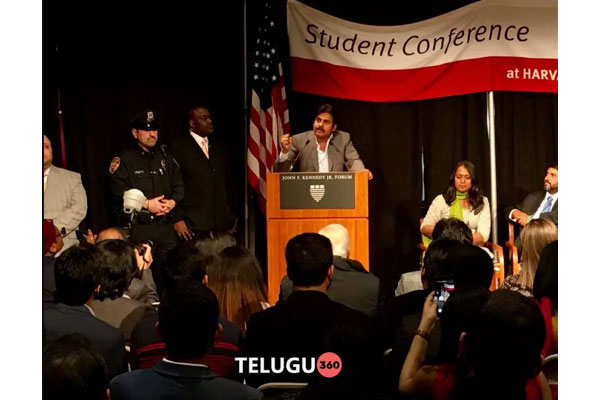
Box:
left=90, top=297, right=154, bottom=341
left=273, top=130, right=366, bottom=172
left=125, top=270, right=159, bottom=306
left=43, top=165, right=87, bottom=252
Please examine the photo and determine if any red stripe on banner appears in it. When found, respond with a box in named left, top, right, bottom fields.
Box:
left=291, top=56, right=558, bottom=102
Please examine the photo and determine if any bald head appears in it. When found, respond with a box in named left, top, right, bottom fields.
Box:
left=318, top=223, right=350, bottom=258
left=43, top=135, right=53, bottom=170
left=188, top=107, right=214, bottom=137
left=96, top=227, right=127, bottom=242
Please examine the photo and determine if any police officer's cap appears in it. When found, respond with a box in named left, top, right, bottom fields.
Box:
left=131, top=109, right=158, bottom=131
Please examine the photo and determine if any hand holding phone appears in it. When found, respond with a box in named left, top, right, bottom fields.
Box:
left=434, top=281, right=454, bottom=315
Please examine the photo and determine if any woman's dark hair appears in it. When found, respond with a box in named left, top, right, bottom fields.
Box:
left=95, top=239, right=138, bottom=300
left=432, top=218, right=473, bottom=244
left=454, top=290, right=546, bottom=400
left=442, top=160, right=484, bottom=214
left=206, top=245, right=268, bottom=334
left=437, top=287, right=490, bottom=363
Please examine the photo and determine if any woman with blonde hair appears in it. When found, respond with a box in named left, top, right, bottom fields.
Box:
left=501, top=219, right=557, bottom=297
left=207, top=245, right=269, bottom=334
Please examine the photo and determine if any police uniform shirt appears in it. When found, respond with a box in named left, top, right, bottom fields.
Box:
left=108, top=144, right=184, bottom=209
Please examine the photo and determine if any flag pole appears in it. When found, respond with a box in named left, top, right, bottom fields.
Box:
left=487, top=90, right=498, bottom=244
left=243, top=0, right=253, bottom=251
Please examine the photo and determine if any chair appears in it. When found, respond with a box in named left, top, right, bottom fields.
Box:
left=419, top=219, right=506, bottom=291
left=505, top=223, right=520, bottom=275
left=483, top=241, right=505, bottom=291
left=542, top=354, right=558, bottom=385
left=257, top=382, right=308, bottom=399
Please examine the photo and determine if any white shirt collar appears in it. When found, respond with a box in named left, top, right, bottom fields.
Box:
left=84, top=303, right=96, bottom=317
left=162, top=358, right=208, bottom=368
left=315, top=135, right=332, bottom=153
left=546, top=191, right=558, bottom=202
left=190, top=130, right=208, bottom=144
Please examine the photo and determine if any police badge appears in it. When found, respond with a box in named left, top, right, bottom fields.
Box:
left=109, top=157, right=120, bottom=174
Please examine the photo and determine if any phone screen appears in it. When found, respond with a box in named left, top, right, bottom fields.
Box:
left=435, top=281, right=454, bottom=315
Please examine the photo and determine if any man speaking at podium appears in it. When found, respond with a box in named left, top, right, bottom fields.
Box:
left=274, top=104, right=373, bottom=179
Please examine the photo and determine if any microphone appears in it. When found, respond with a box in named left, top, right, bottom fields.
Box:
left=290, top=139, right=311, bottom=172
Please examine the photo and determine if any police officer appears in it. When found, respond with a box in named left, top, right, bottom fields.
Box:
left=108, top=109, right=184, bottom=293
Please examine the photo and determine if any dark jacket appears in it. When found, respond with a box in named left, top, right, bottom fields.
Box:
left=42, top=256, right=56, bottom=303
left=110, top=360, right=263, bottom=400
left=170, top=133, right=234, bottom=231
left=279, top=256, right=381, bottom=318
left=244, top=290, right=377, bottom=388
left=43, top=303, right=127, bottom=379
left=108, top=144, right=184, bottom=215
left=503, top=190, right=558, bottom=245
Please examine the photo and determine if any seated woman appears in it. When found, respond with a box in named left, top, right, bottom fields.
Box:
left=398, top=290, right=552, bottom=400
left=421, top=161, right=490, bottom=249
left=207, top=245, right=269, bottom=334
left=501, top=219, right=557, bottom=297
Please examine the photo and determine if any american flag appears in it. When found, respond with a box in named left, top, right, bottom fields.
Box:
left=247, top=0, right=290, bottom=214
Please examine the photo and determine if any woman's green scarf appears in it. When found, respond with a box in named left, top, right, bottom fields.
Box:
left=423, top=191, right=468, bottom=247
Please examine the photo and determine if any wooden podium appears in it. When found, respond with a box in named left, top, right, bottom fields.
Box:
left=266, top=171, right=369, bottom=305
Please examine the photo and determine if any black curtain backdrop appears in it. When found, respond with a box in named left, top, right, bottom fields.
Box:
left=44, top=0, right=557, bottom=296
left=43, top=0, right=246, bottom=241
left=495, top=92, right=558, bottom=249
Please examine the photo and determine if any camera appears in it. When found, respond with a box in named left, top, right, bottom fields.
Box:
left=136, top=239, right=154, bottom=257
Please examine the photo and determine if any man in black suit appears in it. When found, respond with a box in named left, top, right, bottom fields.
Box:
left=43, top=245, right=127, bottom=379
left=244, top=233, right=377, bottom=388
left=110, top=280, right=262, bottom=400
left=279, top=223, right=381, bottom=318
left=171, top=106, right=235, bottom=241
left=504, top=165, right=558, bottom=243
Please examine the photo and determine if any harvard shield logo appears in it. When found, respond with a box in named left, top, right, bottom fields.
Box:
left=309, top=184, right=325, bottom=202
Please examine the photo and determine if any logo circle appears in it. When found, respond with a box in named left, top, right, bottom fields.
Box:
left=316, top=352, right=342, bottom=378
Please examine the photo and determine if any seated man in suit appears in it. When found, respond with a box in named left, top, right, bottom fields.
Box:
left=43, top=134, right=88, bottom=254
left=244, top=233, right=377, bottom=388
left=43, top=244, right=127, bottom=379
left=504, top=164, right=558, bottom=244
left=43, top=334, right=108, bottom=400
left=110, top=280, right=262, bottom=400
left=274, top=104, right=373, bottom=179
left=279, top=223, right=381, bottom=318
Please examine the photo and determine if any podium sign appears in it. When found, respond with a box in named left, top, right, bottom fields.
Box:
left=280, top=173, right=355, bottom=209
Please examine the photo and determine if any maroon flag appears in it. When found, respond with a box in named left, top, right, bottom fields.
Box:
left=247, top=1, right=290, bottom=214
